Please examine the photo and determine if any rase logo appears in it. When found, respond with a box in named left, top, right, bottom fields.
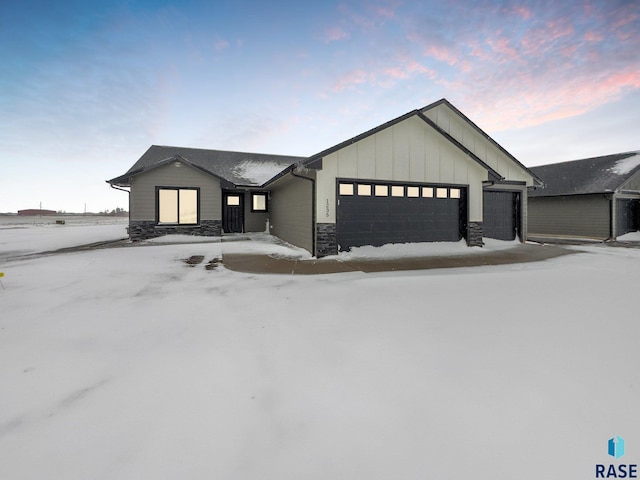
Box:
left=596, top=436, right=637, bottom=478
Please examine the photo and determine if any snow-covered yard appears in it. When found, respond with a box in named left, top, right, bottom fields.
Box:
left=1, top=221, right=639, bottom=479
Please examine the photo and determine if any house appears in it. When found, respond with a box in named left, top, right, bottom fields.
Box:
left=528, top=151, right=640, bottom=241
left=108, top=99, right=541, bottom=257
left=18, top=209, right=57, bottom=216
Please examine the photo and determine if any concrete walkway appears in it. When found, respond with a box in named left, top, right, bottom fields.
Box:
left=222, top=243, right=575, bottom=275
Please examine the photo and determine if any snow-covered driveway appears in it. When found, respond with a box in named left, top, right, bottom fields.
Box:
left=1, top=225, right=639, bottom=479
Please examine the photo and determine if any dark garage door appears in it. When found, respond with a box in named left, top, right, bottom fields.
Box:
left=336, top=181, right=466, bottom=251
left=483, top=190, right=519, bottom=241
left=616, top=198, right=640, bottom=237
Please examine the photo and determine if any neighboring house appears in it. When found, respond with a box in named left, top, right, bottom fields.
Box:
left=18, top=209, right=57, bottom=216
left=528, top=151, right=640, bottom=241
left=108, top=99, right=541, bottom=257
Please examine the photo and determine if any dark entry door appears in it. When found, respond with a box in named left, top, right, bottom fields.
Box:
left=223, top=192, right=244, bottom=233
left=483, top=190, right=519, bottom=240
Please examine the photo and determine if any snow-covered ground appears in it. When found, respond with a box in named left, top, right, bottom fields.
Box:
left=1, top=223, right=639, bottom=480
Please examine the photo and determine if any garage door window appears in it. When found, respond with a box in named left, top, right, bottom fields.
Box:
left=375, top=185, right=388, bottom=196
left=357, top=184, right=372, bottom=196
left=339, top=182, right=462, bottom=200
left=391, top=186, right=404, bottom=197
left=339, top=183, right=354, bottom=195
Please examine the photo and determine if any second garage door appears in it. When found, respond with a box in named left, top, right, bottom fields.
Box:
left=336, top=180, right=467, bottom=251
left=483, top=190, right=520, bottom=241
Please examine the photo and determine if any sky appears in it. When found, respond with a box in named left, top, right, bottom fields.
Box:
left=1, top=0, right=639, bottom=213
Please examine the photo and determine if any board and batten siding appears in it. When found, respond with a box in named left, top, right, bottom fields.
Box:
left=129, top=162, right=221, bottom=221
left=269, top=173, right=314, bottom=253
left=528, top=194, right=611, bottom=239
left=315, top=116, right=488, bottom=224
left=423, top=104, right=534, bottom=186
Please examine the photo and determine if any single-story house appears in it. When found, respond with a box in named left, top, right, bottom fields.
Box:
left=108, top=99, right=541, bottom=257
left=528, top=151, right=640, bottom=241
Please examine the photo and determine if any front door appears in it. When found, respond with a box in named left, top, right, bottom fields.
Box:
left=223, top=192, right=244, bottom=233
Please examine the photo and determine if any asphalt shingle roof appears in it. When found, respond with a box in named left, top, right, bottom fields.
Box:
left=108, top=145, right=305, bottom=187
left=529, top=151, right=640, bottom=197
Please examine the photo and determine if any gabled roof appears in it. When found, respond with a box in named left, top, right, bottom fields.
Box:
left=529, top=151, right=640, bottom=197
left=108, top=145, right=305, bottom=188
left=303, top=98, right=541, bottom=185
left=425, top=99, right=543, bottom=186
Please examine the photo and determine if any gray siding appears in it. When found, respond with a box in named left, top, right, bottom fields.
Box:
left=269, top=174, right=313, bottom=253
left=130, top=162, right=221, bottom=221
left=528, top=194, right=611, bottom=239
left=620, top=169, right=640, bottom=192
left=243, top=191, right=269, bottom=233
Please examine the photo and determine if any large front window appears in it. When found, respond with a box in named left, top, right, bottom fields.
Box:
left=158, top=188, right=198, bottom=224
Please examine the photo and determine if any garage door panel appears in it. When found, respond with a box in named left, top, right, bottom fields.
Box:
left=337, top=180, right=466, bottom=251
left=483, top=191, right=518, bottom=241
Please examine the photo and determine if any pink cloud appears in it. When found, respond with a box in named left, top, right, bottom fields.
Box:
left=584, top=31, right=603, bottom=42
left=423, top=45, right=459, bottom=66
left=323, top=26, right=350, bottom=43
left=521, top=19, right=574, bottom=55
left=385, top=60, right=433, bottom=79
left=465, top=67, right=640, bottom=132
left=214, top=39, right=230, bottom=52
left=503, top=5, right=533, bottom=20
left=487, top=37, right=520, bottom=62
left=332, top=69, right=373, bottom=92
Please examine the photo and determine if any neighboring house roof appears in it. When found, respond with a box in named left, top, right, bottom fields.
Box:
left=529, top=151, right=640, bottom=197
left=108, top=145, right=305, bottom=188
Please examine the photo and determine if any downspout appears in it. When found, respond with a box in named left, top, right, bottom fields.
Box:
left=607, top=193, right=614, bottom=241
left=108, top=182, right=131, bottom=233
left=291, top=167, right=316, bottom=257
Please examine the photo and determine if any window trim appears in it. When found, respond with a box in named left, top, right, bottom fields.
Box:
left=251, top=192, right=269, bottom=212
left=156, top=186, right=200, bottom=225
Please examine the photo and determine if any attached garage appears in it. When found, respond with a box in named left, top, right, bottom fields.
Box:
left=336, top=180, right=466, bottom=250
left=483, top=190, right=520, bottom=241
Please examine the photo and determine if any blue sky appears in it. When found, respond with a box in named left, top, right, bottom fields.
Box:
left=1, top=0, right=639, bottom=213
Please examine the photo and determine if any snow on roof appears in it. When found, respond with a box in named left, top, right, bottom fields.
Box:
left=231, top=159, right=292, bottom=186
left=530, top=150, right=640, bottom=197
left=609, top=152, right=640, bottom=175
left=109, top=146, right=304, bottom=187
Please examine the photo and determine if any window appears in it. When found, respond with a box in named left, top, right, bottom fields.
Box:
left=226, top=195, right=240, bottom=206
left=339, top=183, right=354, bottom=195
left=252, top=193, right=267, bottom=212
left=391, top=185, right=404, bottom=197
left=422, top=187, right=434, bottom=198
left=357, top=184, right=371, bottom=196
left=436, top=188, right=448, bottom=198
left=158, top=188, right=198, bottom=224
left=375, top=185, right=389, bottom=196
left=450, top=188, right=461, bottom=199
left=407, top=186, right=419, bottom=197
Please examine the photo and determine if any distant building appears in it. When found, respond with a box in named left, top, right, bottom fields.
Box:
left=17, top=209, right=57, bottom=216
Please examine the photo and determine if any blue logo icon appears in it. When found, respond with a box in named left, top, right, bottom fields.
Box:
left=608, top=436, right=625, bottom=459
